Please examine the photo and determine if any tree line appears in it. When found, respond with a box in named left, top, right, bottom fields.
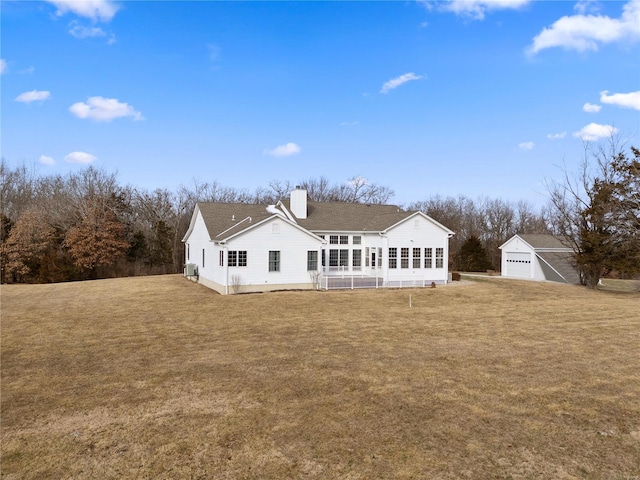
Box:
left=2, top=140, right=638, bottom=287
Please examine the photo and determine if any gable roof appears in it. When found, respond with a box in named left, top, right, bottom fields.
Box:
left=500, top=233, right=573, bottom=251
left=187, top=200, right=454, bottom=243
left=196, top=202, right=276, bottom=240
left=283, top=200, right=421, bottom=232
left=516, top=234, right=573, bottom=250
left=499, top=233, right=580, bottom=285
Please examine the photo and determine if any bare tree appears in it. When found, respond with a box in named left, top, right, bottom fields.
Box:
left=546, top=138, right=640, bottom=287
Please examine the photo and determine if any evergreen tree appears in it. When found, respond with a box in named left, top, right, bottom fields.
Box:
left=456, top=235, right=493, bottom=272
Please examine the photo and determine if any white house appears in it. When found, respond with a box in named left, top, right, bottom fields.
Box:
left=182, top=187, right=455, bottom=294
left=499, top=234, right=580, bottom=284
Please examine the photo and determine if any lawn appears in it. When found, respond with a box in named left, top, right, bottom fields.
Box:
left=1, top=275, right=639, bottom=479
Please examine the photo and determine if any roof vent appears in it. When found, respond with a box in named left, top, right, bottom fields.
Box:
left=232, top=215, right=235, bottom=221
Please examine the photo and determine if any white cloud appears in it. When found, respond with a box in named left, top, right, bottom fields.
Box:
left=69, top=96, right=143, bottom=122
left=380, top=72, right=424, bottom=94
left=518, top=141, right=535, bottom=150
left=547, top=132, right=567, bottom=140
left=65, top=151, right=97, bottom=164
left=436, top=0, right=531, bottom=20
left=39, top=155, right=56, bottom=166
left=46, top=0, right=120, bottom=22
left=583, top=102, right=602, bottom=113
left=340, top=121, right=359, bottom=127
left=265, top=143, right=301, bottom=157
left=69, top=23, right=106, bottom=39
left=600, top=89, right=640, bottom=110
left=573, top=123, right=619, bottom=141
left=15, top=90, right=51, bottom=103
left=574, top=0, right=601, bottom=15
left=528, top=0, right=640, bottom=55
left=0, top=59, right=6, bottom=74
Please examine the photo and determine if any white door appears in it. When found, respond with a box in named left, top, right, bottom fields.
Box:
left=505, top=252, right=532, bottom=278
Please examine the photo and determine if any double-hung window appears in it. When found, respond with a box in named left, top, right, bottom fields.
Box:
left=389, top=248, right=397, bottom=269
left=424, top=248, right=433, bottom=268
left=436, top=248, right=444, bottom=268
left=269, top=251, right=280, bottom=272
left=413, top=248, right=421, bottom=268
left=307, top=251, right=318, bottom=271
left=401, top=248, right=409, bottom=268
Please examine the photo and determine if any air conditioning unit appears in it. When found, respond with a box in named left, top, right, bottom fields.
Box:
left=185, top=263, right=197, bottom=277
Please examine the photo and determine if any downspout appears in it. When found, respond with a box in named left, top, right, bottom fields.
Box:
left=447, top=232, right=455, bottom=283
left=219, top=241, right=229, bottom=295
left=379, top=232, right=388, bottom=285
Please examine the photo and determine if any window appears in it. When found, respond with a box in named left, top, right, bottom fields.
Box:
left=339, top=235, right=348, bottom=245
left=329, top=249, right=348, bottom=268
left=269, top=251, right=280, bottom=272
left=228, top=251, right=247, bottom=267
left=321, top=249, right=326, bottom=267
left=219, top=251, right=224, bottom=267
left=436, top=248, right=444, bottom=268
left=389, top=248, right=397, bottom=269
left=307, top=251, right=318, bottom=271
left=378, top=248, right=382, bottom=267
left=353, top=235, right=361, bottom=245
left=424, top=248, right=432, bottom=268
left=413, top=248, right=421, bottom=268
left=365, top=247, right=370, bottom=267
left=329, top=235, right=339, bottom=244
left=352, top=249, right=361, bottom=268
left=329, top=249, right=339, bottom=267
left=187, top=244, right=190, bottom=261
left=339, top=249, right=348, bottom=267
left=400, top=248, right=409, bottom=268
left=202, top=249, right=205, bottom=268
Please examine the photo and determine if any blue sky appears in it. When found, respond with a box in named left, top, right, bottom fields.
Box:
left=2, top=0, right=639, bottom=207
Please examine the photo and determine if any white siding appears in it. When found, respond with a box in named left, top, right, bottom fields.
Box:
left=500, top=236, right=536, bottom=280
left=185, top=209, right=217, bottom=280
left=221, top=218, right=322, bottom=293
left=384, top=215, right=450, bottom=284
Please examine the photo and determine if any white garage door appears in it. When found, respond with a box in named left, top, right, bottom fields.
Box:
left=505, top=252, right=532, bottom=278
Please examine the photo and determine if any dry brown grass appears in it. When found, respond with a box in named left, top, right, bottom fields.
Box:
left=2, top=275, right=639, bottom=479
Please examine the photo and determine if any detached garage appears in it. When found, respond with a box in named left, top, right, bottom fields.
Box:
left=499, top=234, right=580, bottom=285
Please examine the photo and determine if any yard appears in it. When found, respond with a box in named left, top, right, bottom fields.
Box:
left=1, top=275, right=639, bottom=479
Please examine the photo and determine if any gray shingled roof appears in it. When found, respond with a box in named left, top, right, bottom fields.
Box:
left=197, top=202, right=276, bottom=239
left=196, top=201, right=421, bottom=240
left=285, top=201, right=415, bottom=232
left=518, top=234, right=572, bottom=250
left=536, top=251, right=580, bottom=284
